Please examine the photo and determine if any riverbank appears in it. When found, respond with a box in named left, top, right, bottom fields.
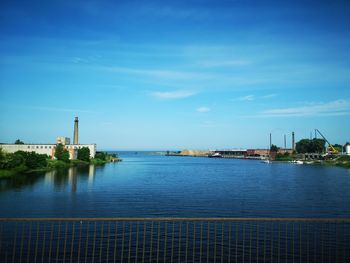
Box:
left=0, top=158, right=121, bottom=179
left=0, top=150, right=122, bottom=179
left=270, top=155, right=350, bottom=169
left=162, top=149, right=350, bottom=169
left=307, top=155, right=350, bottom=169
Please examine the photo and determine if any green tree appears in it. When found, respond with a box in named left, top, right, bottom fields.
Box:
left=7, top=151, right=26, bottom=168
left=296, top=139, right=310, bottom=153
left=14, top=139, right=24, bottom=144
left=61, top=150, right=70, bottom=162
left=310, top=139, right=326, bottom=153
left=95, top=151, right=107, bottom=161
left=270, top=144, right=279, bottom=152
left=55, top=144, right=70, bottom=162
left=296, top=138, right=325, bottom=153
left=0, top=148, right=6, bottom=169
left=25, top=152, right=48, bottom=169
left=77, top=147, right=90, bottom=162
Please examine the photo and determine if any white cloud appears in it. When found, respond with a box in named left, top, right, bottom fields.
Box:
left=108, top=66, right=206, bottom=80
left=72, top=57, right=88, bottom=64
left=260, top=99, right=350, bottom=117
left=152, top=90, right=196, bottom=99
left=261, top=93, right=277, bottom=99
left=239, top=95, right=255, bottom=101
left=196, top=107, right=211, bottom=113
left=197, top=59, right=251, bottom=68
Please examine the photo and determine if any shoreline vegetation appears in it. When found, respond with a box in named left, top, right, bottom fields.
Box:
left=159, top=150, right=350, bottom=169
left=0, top=149, right=122, bottom=179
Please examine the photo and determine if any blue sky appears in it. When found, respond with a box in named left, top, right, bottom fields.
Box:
left=1, top=0, right=350, bottom=150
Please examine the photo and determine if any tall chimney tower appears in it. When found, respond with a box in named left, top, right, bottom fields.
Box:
left=292, top=131, right=295, bottom=151
left=73, top=117, right=79, bottom=144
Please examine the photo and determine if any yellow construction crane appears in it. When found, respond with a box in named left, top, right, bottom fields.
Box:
left=315, top=129, right=338, bottom=154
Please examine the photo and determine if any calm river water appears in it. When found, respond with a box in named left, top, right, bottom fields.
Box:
left=1, top=152, right=350, bottom=218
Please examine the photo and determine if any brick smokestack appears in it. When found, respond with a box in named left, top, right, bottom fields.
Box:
left=292, top=131, right=295, bottom=151
left=73, top=117, right=79, bottom=144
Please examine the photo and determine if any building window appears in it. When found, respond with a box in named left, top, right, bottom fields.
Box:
left=45, top=146, right=47, bottom=149
left=41, top=146, right=43, bottom=149
left=36, top=146, right=39, bottom=149
left=27, top=146, right=30, bottom=149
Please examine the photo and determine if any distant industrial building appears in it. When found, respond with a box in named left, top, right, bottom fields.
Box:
left=214, top=149, right=247, bottom=158
left=0, top=117, right=96, bottom=160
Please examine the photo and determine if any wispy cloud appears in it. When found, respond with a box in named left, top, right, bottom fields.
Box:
left=197, top=59, right=251, bottom=68
left=239, top=95, right=255, bottom=101
left=234, top=93, right=277, bottom=102
left=107, top=66, right=207, bottom=80
left=71, top=57, right=89, bottom=64
left=151, top=90, right=196, bottom=99
left=260, top=99, right=350, bottom=117
left=196, top=107, right=211, bottom=113
left=4, top=104, right=98, bottom=114
left=261, top=93, right=277, bottom=99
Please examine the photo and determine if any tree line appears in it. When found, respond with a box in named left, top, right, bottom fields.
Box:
left=270, top=138, right=344, bottom=154
left=1, top=144, right=92, bottom=171
left=54, top=144, right=91, bottom=162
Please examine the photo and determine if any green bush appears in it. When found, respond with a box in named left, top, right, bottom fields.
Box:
left=47, top=159, right=70, bottom=170
left=5, top=151, right=25, bottom=168
left=95, top=151, right=107, bottom=161
left=25, top=152, right=48, bottom=169
left=337, top=155, right=350, bottom=162
left=77, top=147, right=90, bottom=162
left=0, top=150, right=48, bottom=171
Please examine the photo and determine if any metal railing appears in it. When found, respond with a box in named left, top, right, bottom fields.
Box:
left=0, top=218, right=349, bottom=262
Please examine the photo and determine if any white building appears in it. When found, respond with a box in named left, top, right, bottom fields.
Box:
left=1, top=117, right=97, bottom=160
left=0, top=144, right=55, bottom=156
left=345, top=142, right=350, bottom=155
left=56, top=137, right=70, bottom=145
left=0, top=143, right=96, bottom=160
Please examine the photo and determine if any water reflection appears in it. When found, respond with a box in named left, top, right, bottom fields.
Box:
left=0, top=172, right=46, bottom=191
left=0, top=165, right=97, bottom=192
left=88, top=164, right=96, bottom=186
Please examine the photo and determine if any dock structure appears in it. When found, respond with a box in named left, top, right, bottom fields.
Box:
left=214, top=149, right=247, bottom=158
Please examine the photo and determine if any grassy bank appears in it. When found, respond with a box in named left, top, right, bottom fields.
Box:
left=292, top=155, right=350, bottom=169
left=0, top=158, right=119, bottom=178
left=324, top=155, right=350, bottom=169
left=0, top=149, right=122, bottom=178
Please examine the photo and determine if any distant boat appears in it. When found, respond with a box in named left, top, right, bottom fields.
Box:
left=262, top=159, right=272, bottom=164
left=208, top=153, right=223, bottom=158
left=291, top=160, right=303, bottom=164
